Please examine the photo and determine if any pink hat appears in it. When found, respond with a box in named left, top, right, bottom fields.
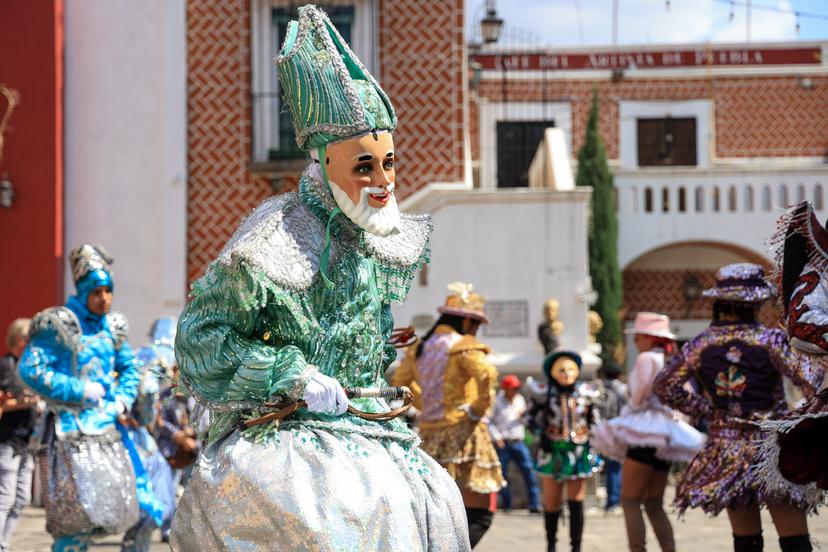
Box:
left=624, top=312, right=676, bottom=340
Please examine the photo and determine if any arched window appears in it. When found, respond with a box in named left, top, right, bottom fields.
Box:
left=797, top=184, right=806, bottom=203
left=712, top=187, right=720, bottom=212
left=662, top=187, right=670, bottom=212
left=695, top=186, right=705, bottom=212
left=779, top=185, right=789, bottom=208
left=644, top=187, right=653, bottom=213
left=728, top=186, right=737, bottom=212
left=815, top=185, right=824, bottom=211
left=678, top=186, right=687, bottom=212
left=745, top=186, right=754, bottom=212
left=762, top=185, right=772, bottom=211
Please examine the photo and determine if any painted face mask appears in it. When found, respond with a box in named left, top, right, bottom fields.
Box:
left=550, top=357, right=580, bottom=387
left=322, top=131, right=401, bottom=237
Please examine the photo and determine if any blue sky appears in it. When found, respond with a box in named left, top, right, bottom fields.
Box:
left=466, top=0, right=828, bottom=47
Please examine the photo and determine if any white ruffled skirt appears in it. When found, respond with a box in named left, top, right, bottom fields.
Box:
left=591, top=406, right=705, bottom=463
left=170, top=424, right=470, bottom=552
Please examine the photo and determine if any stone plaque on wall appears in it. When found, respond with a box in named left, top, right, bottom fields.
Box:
left=483, top=300, right=529, bottom=338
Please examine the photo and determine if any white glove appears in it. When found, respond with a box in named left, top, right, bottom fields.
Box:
left=456, top=403, right=481, bottom=421
left=302, top=373, right=348, bottom=416
left=83, top=381, right=106, bottom=403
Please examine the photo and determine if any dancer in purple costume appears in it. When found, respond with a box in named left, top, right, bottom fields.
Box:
left=654, top=263, right=822, bottom=552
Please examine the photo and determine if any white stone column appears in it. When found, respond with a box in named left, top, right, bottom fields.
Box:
left=64, top=0, right=187, bottom=338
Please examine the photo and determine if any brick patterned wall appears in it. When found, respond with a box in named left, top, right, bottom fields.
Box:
left=187, top=0, right=271, bottom=282
left=378, top=0, right=466, bottom=200
left=187, top=0, right=467, bottom=282
left=623, top=268, right=781, bottom=327
left=474, top=76, right=828, bottom=160
left=469, top=95, right=479, bottom=161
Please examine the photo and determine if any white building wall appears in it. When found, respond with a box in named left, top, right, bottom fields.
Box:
left=615, top=167, right=828, bottom=268
left=396, top=188, right=596, bottom=377
left=64, top=0, right=188, bottom=339
left=479, top=101, right=573, bottom=191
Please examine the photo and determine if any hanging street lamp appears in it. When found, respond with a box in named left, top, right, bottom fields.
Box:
left=480, top=0, right=503, bottom=44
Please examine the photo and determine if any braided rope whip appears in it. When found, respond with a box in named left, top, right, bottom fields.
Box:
left=241, top=386, right=413, bottom=429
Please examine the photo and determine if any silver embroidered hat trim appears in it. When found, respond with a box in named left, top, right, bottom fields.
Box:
left=275, top=5, right=396, bottom=150
left=69, top=244, right=114, bottom=284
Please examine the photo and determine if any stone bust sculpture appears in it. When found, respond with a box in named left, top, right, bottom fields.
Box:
left=538, top=298, right=565, bottom=354
left=587, top=310, right=603, bottom=344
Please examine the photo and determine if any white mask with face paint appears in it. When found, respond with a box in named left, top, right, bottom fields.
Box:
left=327, top=177, right=402, bottom=237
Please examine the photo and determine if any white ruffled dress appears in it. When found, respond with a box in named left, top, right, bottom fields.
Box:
left=591, top=349, right=705, bottom=463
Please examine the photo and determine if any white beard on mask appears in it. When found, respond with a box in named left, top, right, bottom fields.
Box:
left=327, top=178, right=402, bottom=237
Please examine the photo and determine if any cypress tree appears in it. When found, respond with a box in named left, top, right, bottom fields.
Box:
left=577, top=90, right=623, bottom=363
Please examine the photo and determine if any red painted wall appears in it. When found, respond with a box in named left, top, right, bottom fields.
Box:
left=0, top=0, right=64, bottom=350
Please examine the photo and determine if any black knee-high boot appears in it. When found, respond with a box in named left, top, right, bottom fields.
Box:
left=545, top=510, right=560, bottom=552
left=779, top=535, right=812, bottom=552
left=466, top=507, right=493, bottom=549
left=568, top=501, right=584, bottom=552
left=733, top=533, right=763, bottom=552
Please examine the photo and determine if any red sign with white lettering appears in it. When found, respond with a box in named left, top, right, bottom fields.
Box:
left=472, top=47, right=822, bottom=71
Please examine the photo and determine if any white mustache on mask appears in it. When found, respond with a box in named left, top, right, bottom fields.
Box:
left=362, top=183, right=396, bottom=197
left=328, top=179, right=402, bottom=237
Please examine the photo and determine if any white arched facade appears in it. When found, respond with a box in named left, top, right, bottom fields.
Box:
left=616, top=167, right=827, bottom=269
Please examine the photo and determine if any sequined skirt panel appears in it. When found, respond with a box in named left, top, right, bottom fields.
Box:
left=419, top=421, right=505, bottom=494
left=39, top=429, right=140, bottom=537
left=674, top=424, right=816, bottom=516
left=534, top=440, right=603, bottom=481
left=170, top=426, right=471, bottom=552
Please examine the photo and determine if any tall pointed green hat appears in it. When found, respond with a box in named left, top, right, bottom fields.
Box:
left=276, top=5, right=396, bottom=151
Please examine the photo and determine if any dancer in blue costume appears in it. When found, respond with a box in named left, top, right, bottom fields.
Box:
left=18, top=245, right=157, bottom=551
left=121, top=318, right=179, bottom=552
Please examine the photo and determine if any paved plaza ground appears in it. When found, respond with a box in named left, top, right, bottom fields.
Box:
left=10, top=489, right=827, bottom=551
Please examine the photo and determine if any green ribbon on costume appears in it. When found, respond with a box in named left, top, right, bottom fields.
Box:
left=320, top=206, right=342, bottom=288
left=317, top=146, right=340, bottom=288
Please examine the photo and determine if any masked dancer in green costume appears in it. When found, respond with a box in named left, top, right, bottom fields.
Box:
left=169, top=5, right=470, bottom=551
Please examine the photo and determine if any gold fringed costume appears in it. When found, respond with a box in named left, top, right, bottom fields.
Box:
left=393, top=285, right=505, bottom=495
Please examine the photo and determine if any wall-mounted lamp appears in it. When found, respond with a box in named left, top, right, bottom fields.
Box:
left=0, top=178, right=14, bottom=208
left=798, top=77, right=814, bottom=90
left=469, top=60, right=483, bottom=91
left=683, top=275, right=703, bottom=302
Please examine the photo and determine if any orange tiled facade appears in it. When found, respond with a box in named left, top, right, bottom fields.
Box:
left=186, top=0, right=271, bottom=282
left=186, top=0, right=466, bottom=283
left=623, top=268, right=781, bottom=326
left=471, top=76, right=828, bottom=161
left=471, top=55, right=827, bottom=325
left=186, top=2, right=825, bottom=331
left=378, top=0, right=466, bottom=200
